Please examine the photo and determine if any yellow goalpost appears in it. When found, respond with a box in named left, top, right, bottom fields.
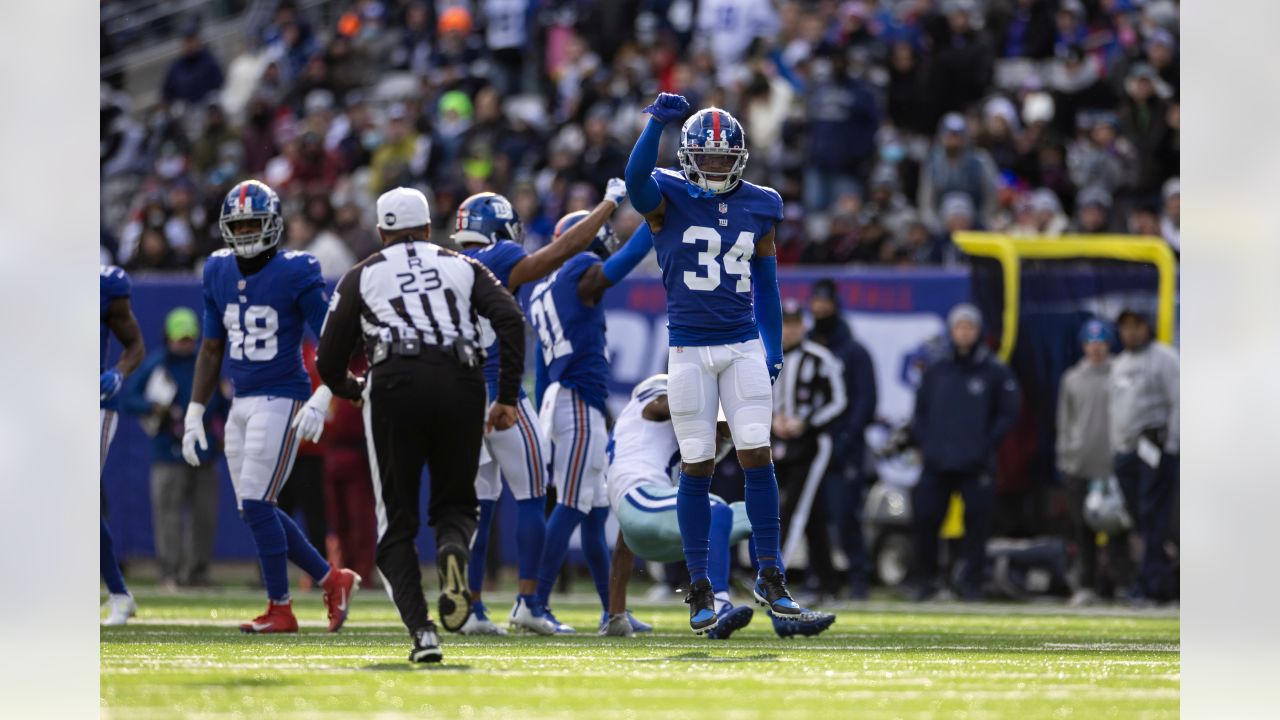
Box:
left=952, top=232, right=1179, bottom=361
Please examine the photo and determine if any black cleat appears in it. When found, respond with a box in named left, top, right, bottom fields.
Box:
left=410, top=624, right=443, bottom=663
left=685, top=578, right=719, bottom=635
left=436, top=543, right=473, bottom=633
left=753, top=567, right=802, bottom=618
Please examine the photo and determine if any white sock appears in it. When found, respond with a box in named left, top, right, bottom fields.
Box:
left=714, top=591, right=732, bottom=615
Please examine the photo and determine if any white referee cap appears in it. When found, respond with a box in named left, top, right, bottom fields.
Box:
left=377, top=187, right=431, bottom=230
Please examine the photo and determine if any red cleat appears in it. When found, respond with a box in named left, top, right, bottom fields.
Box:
left=321, top=568, right=361, bottom=632
left=240, top=600, right=299, bottom=634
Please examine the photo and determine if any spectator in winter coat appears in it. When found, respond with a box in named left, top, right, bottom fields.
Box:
left=1072, top=185, right=1114, bottom=234
left=1056, top=319, right=1120, bottom=606
left=1109, top=309, right=1179, bottom=604
left=804, top=51, right=881, bottom=213
left=119, top=308, right=230, bottom=588
left=162, top=29, right=225, bottom=105
left=910, top=303, right=1019, bottom=601
left=807, top=280, right=878, bottom=599
left=918, top=113, right=1000, bottom=233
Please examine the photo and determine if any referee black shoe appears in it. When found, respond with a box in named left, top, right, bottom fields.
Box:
left=436, top=542, right=473, bottom=633
left=410, top=623, right=443, bottom=663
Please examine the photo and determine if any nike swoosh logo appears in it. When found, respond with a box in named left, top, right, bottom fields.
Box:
left=251, top=621, right=274, bottom=631
left=337, top=588, right=349, bottom=613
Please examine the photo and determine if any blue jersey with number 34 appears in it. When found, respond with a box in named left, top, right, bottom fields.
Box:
left=651, top=168, right=783, bottom=347
left=202, top=249, right=328, bottom=400
left=520, top=252, right=610, bottom=413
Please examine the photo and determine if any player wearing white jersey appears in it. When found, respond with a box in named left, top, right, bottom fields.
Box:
left=601, top=375, right=834, bottom=639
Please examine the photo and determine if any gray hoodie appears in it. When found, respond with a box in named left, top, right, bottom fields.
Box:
left=1110, top=342, right=1180, bottom=454
left=1057, top=357, right=1113, bottom=478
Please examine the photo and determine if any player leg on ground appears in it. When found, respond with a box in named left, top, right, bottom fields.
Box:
left=533, top=388, right=609, bottom=634
left=227, top=397, right=359, bottom=634
left=466, top=395, right=554, bottom=635
left=100, top=409, right=137, bottom=626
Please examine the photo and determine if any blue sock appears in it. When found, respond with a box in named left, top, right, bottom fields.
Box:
left=516, top=497, right=547, bottom=582
left=709, top=503, right=733, bottom=595
left=470, top=499, right=496, bottom=593
left=243, top=500, right=290, bottom=601
left=581, top=507, right=612, bottom=611
left=677, top=471, right=713, bottom=584
left=276, top=507, right=331, bottom=582
left=743, top=465, right=782, bottom=571
left=535, top=504, right=586, bottom=606
left=100, top=518, right=128, bottom=595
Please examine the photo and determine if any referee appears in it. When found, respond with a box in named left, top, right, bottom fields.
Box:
left=316, top=187, right=525, bottom=663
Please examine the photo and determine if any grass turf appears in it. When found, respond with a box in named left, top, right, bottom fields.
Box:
left=101, top=587, right=1179, bottom=719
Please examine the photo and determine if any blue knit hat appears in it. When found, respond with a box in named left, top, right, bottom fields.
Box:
left=1080, top=318, right=1112, bottom=344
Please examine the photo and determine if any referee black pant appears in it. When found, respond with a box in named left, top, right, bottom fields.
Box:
left=363, top=354, right=484, bottom=635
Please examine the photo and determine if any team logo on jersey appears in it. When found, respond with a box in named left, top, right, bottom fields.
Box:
left=237, top=280, right=246, bottom=290
left=383, top=212, right=397, bottom=227
left=718, top=202, right=728, bottom=214
left=967, top=378, right=986, bottom=395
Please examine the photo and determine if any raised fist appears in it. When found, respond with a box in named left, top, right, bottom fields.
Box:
left=643, top=93, right=690, bottom=124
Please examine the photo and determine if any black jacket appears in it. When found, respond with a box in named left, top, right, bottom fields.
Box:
left=912, top=344, right=1019, bottom=474
left=810, top=317, right=877, bottom=474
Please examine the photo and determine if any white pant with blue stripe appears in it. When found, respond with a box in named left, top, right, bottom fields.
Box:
left=542, top=385, right=609, bottom=513
left=224, top=395, right=303, bottom=511
left=475, top=393, right=548, bottom=502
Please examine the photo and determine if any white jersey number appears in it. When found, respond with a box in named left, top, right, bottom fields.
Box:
left=528, top=277, right=573, bottom=365
left=681, top=226, right=754, bottom=293
left=224, top=304, right=279, bottom=361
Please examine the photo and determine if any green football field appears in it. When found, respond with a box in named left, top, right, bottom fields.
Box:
left=101, top=587, right=1179, bottom=719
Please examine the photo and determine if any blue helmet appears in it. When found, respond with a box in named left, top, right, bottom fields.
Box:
left=219, top=179, right=283, bottom=257
left=554, top=210, right=619, bottom=259
left=677, top=107, right=749, bottom=195
left=452, top=192, right=523, bottom=248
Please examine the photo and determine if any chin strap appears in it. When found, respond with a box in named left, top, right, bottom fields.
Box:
left=685, top=182, right=719, bottom=199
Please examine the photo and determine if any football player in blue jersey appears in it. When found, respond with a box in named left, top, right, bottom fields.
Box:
left=451, top=180, right=629, bottom=635
left=100, top=265, right=146, bottom=626
left=181, top=180, right=361, bottom=634
left=623, top=93, right=828, bottom=633
left=520, top=214, right=657, bottom=634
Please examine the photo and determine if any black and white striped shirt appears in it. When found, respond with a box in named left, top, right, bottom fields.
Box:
left=775, top=340, right=848, bottom=432
left=316, top=239, right=526, bottom=405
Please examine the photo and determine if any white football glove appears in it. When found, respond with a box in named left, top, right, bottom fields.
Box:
left=290, top=385, right=333, bottom=444
left=182, top=403, right=208, bottom=467
left=604, top=177, right=627, bottom=206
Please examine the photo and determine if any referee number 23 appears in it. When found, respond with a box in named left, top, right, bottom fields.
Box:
left=224, top=304, right=278, bottom=361
left=682, top=226, right=754, bottom=292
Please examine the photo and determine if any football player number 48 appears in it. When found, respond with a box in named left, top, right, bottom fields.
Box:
left=682, top=225, right=754, bottom=292
left=224, top=304, right=279, bottom=361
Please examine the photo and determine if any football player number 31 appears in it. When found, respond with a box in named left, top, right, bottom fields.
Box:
left=529, top=294, right=573, bottom=365
left=682, top=226, right=754, bottom=292
left=224, top=304, right=279, bottom=361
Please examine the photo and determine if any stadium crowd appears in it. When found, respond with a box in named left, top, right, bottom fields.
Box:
left=101, top=0, right=1181, bottom=276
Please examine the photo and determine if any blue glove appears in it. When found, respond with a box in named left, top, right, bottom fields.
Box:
left=643, top=93, right=690, bottom=124
left=767, top=358, right=783, bottom=386
left=100, top=369, right=123, bottom=401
